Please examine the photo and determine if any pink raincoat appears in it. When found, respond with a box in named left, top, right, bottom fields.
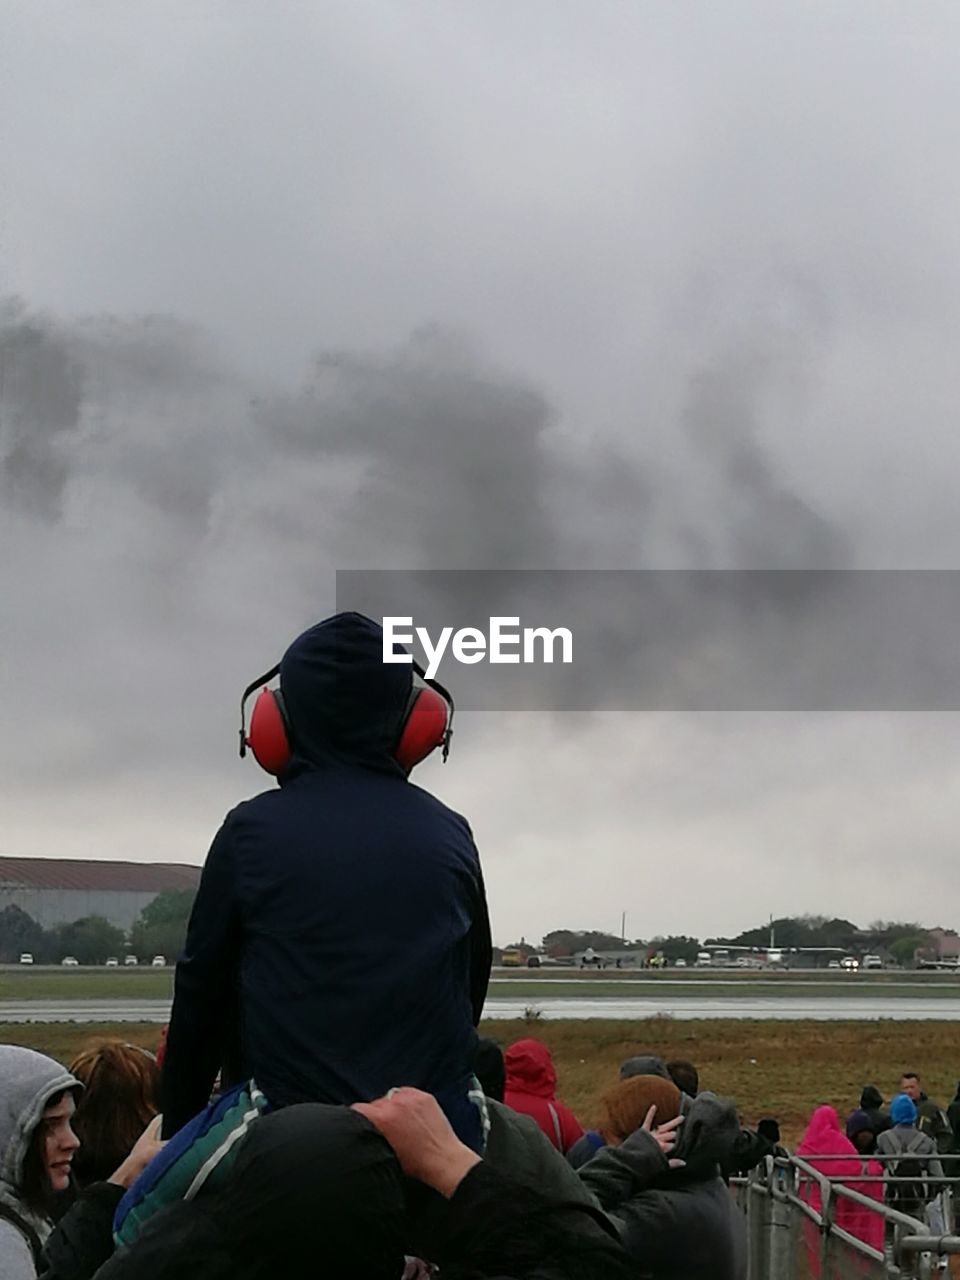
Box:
left=796, top=1104, right=884, bottom=1272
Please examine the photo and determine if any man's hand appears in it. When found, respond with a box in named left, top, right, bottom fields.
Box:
left=108, top=1115, right=166, bottom=1189
left=353, top=1087, right=480, bottom=1198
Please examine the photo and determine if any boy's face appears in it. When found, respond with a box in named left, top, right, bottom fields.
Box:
left=40, top=1093, right=80, bottom=1192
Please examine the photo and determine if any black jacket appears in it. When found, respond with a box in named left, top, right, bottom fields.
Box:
left=161, top=613, right=491, bottom=1137
left=38, top=1183, right=124, bottom=1280
left=859, top=1085, right=892, bottom=1137
left=81, top=1106, right=631, bottom=1280
left=948, top=1082, right=960, bottom=1145
left=577, top=1093, right=748, bottom=1280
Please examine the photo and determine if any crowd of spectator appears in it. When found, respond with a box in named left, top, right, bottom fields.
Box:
left=3, top=1033, right=960, bottom=1278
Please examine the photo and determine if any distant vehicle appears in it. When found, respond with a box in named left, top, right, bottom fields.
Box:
left=151, top=955, right=167, bottom=967
left=862, top=954, right=883, bottom=970
left=696, top=951, right=713, bottom=967
left=674, top=958, right=688, bottom=968
left=827, top=959, right=842, bottom=970
left=526, top=955, right=541, bottom=968
left=580, top=947, right=605, bottom=969
left=61, top=956, right=79, bottom=966
left=766, top=948, right=785, bottom=967
left=735, top=956, right=752, bottom=968
left=711, top=948, right=731, bottom=968
left=105, top=957, right=119, bottom=967
left=124, top=955, right=139, bottom=966
left=500, top=948, right=524, bottom=967
left=19, top=953, right=34, bottom=965
left=840, top=956, right=860, bottom=971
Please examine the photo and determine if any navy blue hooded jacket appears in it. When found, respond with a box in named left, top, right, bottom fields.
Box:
left=161, top=612, right=491, bottom=1139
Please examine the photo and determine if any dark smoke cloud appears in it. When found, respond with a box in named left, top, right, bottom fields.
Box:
left=0, top=290, right=854, bottom=807
left=0, top=299, right=84, bottom=521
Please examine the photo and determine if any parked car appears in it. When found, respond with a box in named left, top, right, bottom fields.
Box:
left=827, top=959, right=842, bottom=970
left=862, top=954, right=883, bottom=970
left=151, top=955, right=166, bottom=967
left=674, top=958, right=688, bottom=968
left=840, top=956, right=860, bottom=971
left=124, top=955, right=139, bottom=966
left=19, top=953, right=34, bottom=965
left=61, top=956, right=79, bottom=966
left=105, top=956, right=119, bottom=967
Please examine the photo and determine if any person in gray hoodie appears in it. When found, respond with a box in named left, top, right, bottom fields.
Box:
left=0, top=1046, right=81, bottom=1279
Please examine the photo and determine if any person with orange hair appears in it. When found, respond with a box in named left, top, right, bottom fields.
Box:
left=577, top=1086, right=747, bottom=1280
left=67, top=1040, right=160, bottom=1187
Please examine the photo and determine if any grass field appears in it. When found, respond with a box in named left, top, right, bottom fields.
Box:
left=5, top=1017, right=958, bottom=1146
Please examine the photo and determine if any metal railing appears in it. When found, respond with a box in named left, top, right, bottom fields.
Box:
left=733, top=1152, right=960, bottom=1279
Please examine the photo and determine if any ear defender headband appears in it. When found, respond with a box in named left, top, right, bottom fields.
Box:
left=239, top=660, right=454, bottom=777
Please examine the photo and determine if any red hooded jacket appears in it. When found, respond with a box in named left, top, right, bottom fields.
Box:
left=503, top=1038, right=583, bottom=1153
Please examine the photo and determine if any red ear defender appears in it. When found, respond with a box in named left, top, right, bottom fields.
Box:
left=239, top=659, right=453, bottom=777
left=394, top=683, right=453, bottom=773
left=246, top=688, right=293, bottom=776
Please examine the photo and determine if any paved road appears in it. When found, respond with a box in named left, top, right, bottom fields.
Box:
left=5, top=994, right=960, bottom=1022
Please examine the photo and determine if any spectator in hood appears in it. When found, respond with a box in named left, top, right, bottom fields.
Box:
left=577, top=1091, right=747, bottom=1280
left=472, top=1038, right=506, bottom=1104
left=858, top=1085, right=891, bottom=1138
left=845, top=1109, right=878, bottom=1156
left=0, top=1047, right=81, bottom=1280
left=797, top=1104, right=884, bottom=1274
left=161, top=612, right=492, bottom=1148
left=504, top=1040, right=583, bottom=1154
left=876, top=1093, right=944, bottom=1223
left=756, top=1117, right=789, bottom=1161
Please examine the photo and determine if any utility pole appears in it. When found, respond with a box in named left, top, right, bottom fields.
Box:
left=621, top=912, right=626, bottom=945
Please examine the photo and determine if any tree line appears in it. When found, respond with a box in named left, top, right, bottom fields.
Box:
left=496, top=916, right=946, bottom=966
left=0, top=888, right=196, bottom=965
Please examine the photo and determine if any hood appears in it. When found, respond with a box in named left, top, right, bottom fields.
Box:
left=797, top=1105, right=861, bottom=1178
left=473, top=1038, right=506, bottom=1103
left=279, top=612, right=413, bottom=776
left=846, top=1109, right=875, bottom=1142
left=860, top=1084, right=884, bottom=1111
left=504, top=1039, right=557, bottom=1098
left=618, top=1055, right=669, bottom=1081
left=671, top=1091, right=740, bottom=1175
left=0, top=1046, right=80, bottom=1200
left=889, top=1093, right=917, bottom=1126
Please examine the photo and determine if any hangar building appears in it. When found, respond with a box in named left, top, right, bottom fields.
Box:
left=0, top=857, right=201, bottom=931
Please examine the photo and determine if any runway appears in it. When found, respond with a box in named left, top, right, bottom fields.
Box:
left=5, top=993, right=960, bottom=1022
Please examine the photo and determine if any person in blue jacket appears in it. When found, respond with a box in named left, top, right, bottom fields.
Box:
left=160, top=612, right=491, bottom=1147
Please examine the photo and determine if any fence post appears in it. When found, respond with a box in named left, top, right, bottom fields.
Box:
left=746, top=1173, right=768, bottom=1280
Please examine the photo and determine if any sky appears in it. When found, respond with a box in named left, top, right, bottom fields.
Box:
left=2, top=2, right=960, bottom=947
